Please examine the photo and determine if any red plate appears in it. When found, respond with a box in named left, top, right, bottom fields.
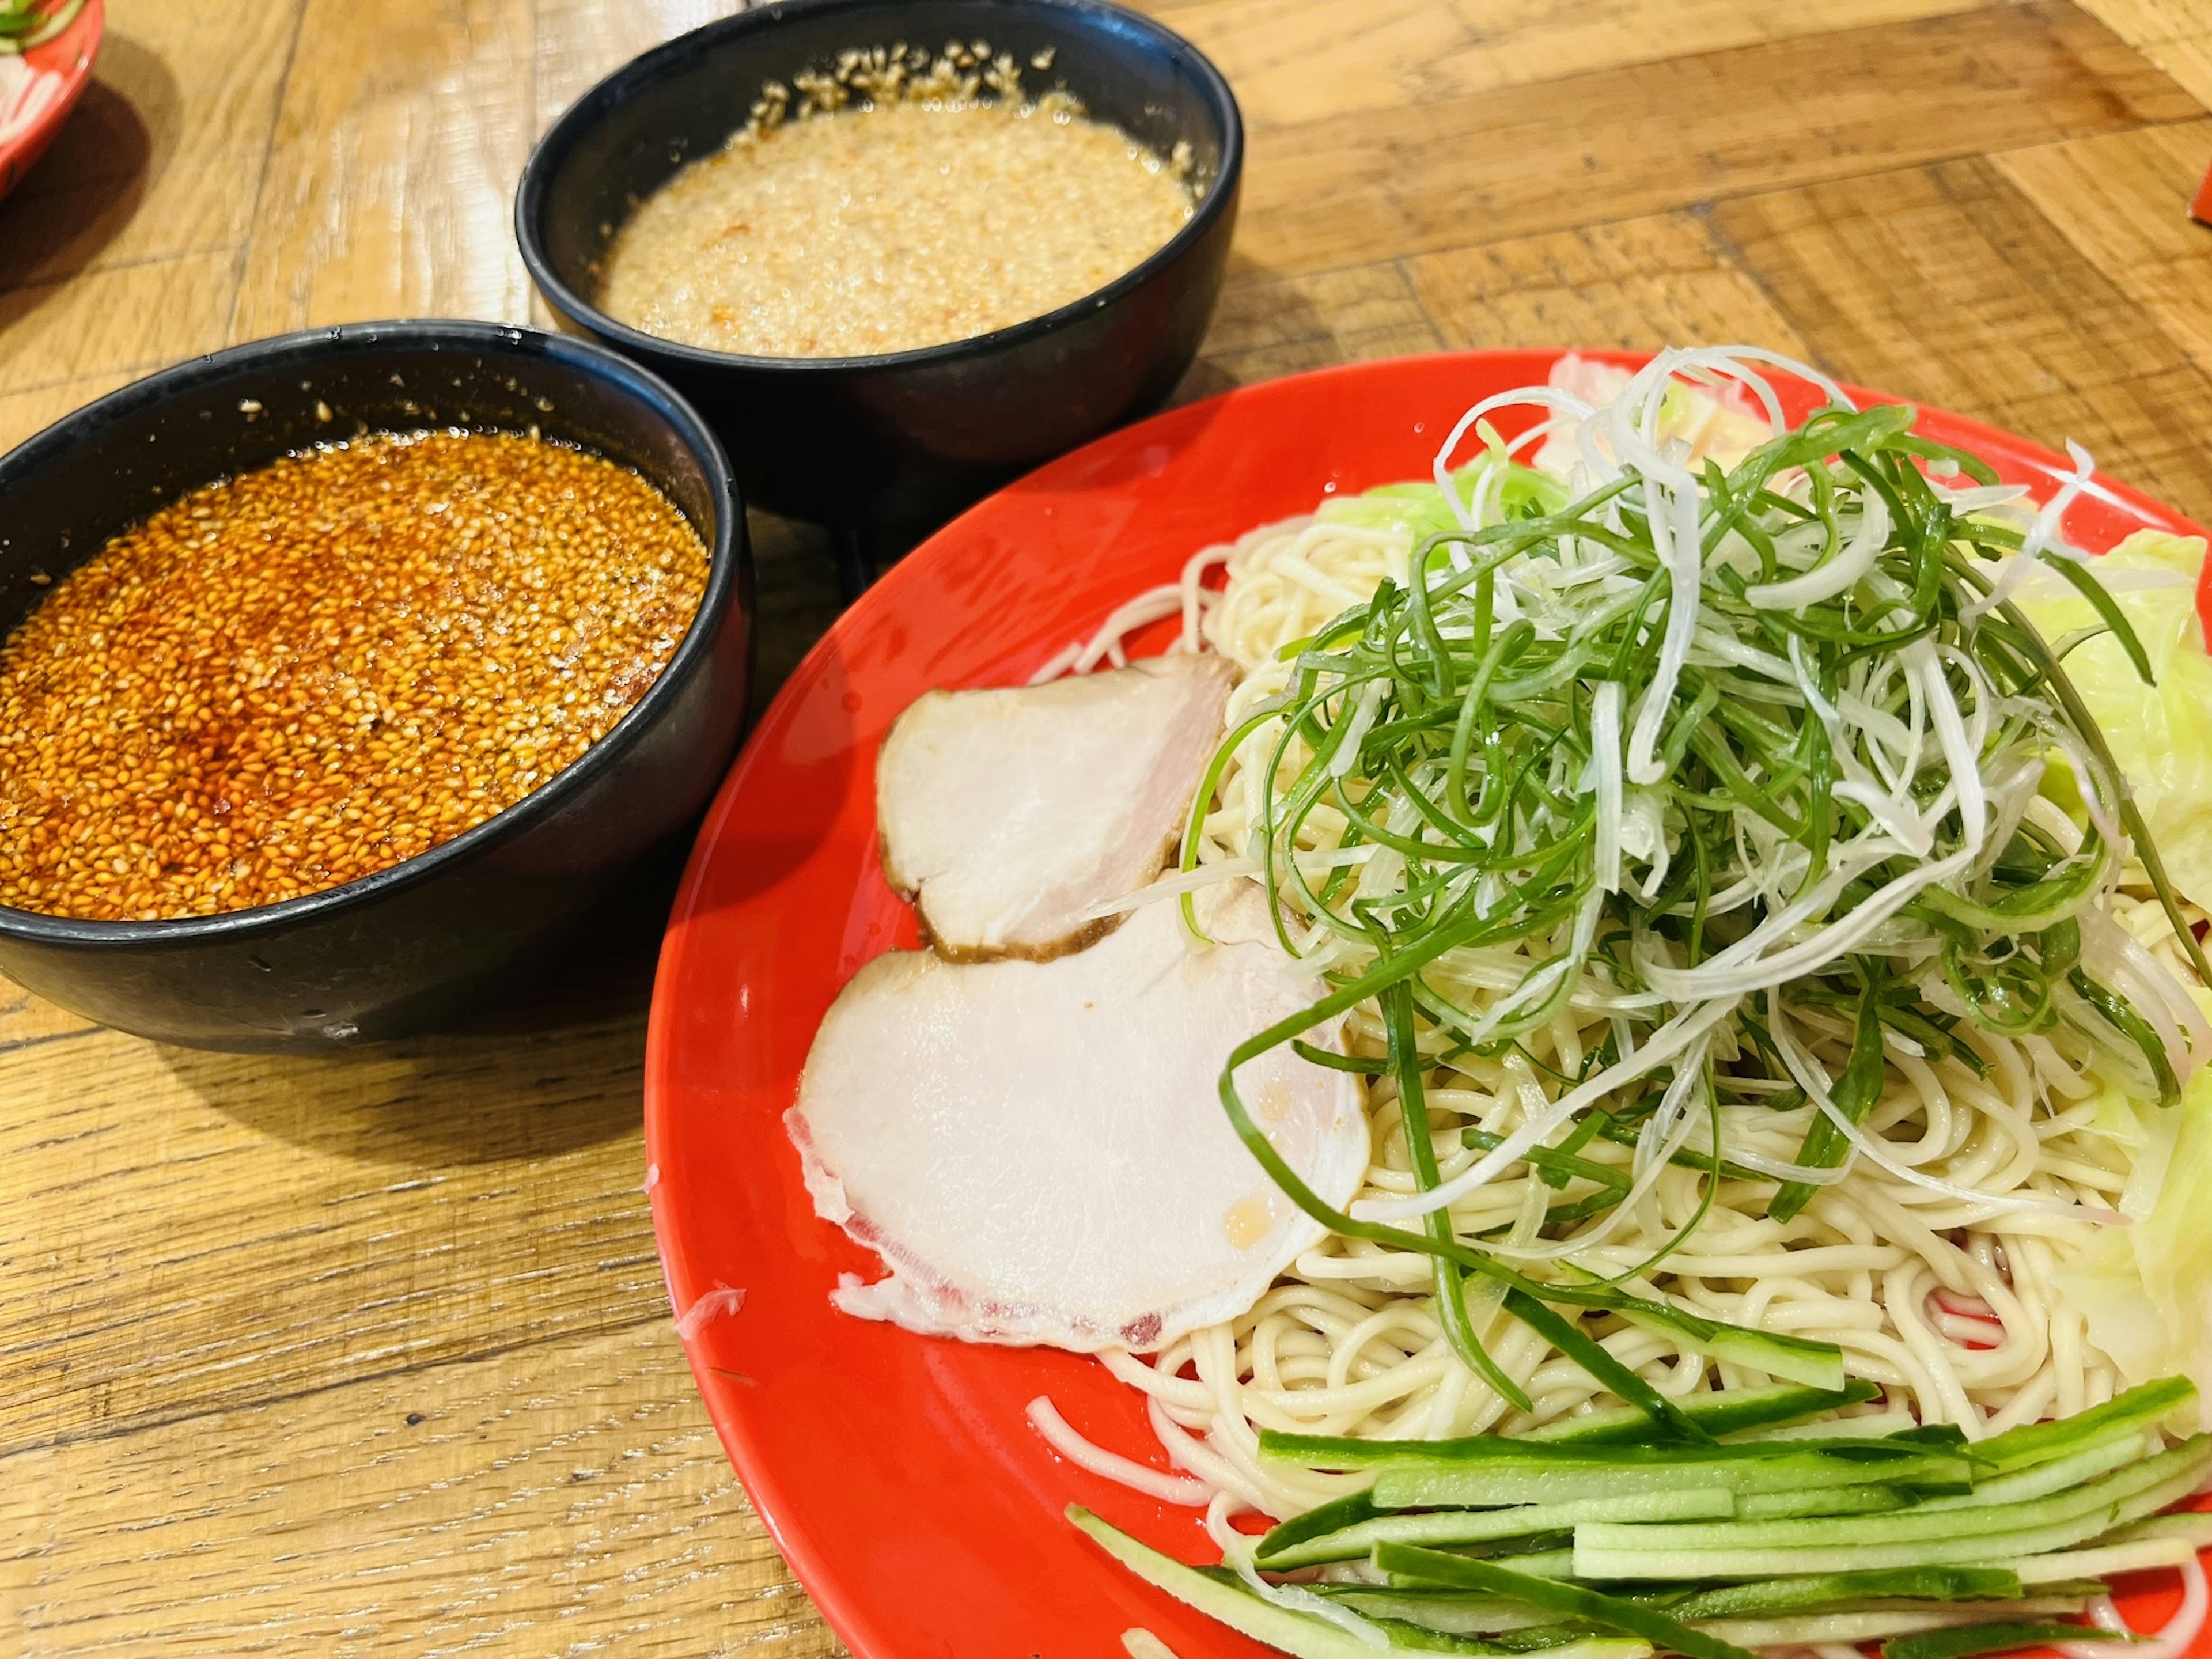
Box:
left=0, top=0, right=102, bottom=204
left=645, top=350, right=2209, bottom=1658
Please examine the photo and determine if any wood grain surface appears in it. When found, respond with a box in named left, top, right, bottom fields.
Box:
left=2, top=1, right=2209, bottom=1652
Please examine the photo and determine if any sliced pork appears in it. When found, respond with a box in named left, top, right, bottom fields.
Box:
left=876, top=654, right=1236, bottom=961
left=787, top=885, right=1369, bottom=1353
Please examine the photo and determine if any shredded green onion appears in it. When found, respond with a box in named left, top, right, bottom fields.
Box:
left=1191, top=353, right=2209, bottom=1431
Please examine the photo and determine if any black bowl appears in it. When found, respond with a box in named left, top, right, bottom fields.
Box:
left=0, top=320, right=752, bottom=1053
left=516, top=0, right=1242, bottom=532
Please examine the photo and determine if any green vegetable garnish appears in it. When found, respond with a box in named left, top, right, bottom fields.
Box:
left=1183, top=357, right=2207, bottom=1427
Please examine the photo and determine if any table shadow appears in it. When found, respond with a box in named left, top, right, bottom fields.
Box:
left=154, top=859, right=679, bottom=1169
left=0, top=33, right=169, bottom=296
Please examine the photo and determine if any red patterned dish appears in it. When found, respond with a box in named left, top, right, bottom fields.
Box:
left=646, top=350, right=2209, bottom=1658
left=0, top=0, right=101, bottom=204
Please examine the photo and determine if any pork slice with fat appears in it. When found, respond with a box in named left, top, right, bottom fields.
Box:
left=876, top=654, right=1236, bottom=961
left=787, top=885, right=1369, bottom=1353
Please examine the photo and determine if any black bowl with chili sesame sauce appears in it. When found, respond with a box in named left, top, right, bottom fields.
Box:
left=517, top=0, right=1241, bottom=534
left=0, top=320, right=751, bottom=1052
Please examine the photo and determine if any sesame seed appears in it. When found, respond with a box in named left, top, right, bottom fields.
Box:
left=0, top=430, right=709, bottom=922
left=600, top=44, right=1195, bottom=361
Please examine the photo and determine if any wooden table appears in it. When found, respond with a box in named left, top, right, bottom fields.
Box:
left=5, top=0, right=2212, bottom=1650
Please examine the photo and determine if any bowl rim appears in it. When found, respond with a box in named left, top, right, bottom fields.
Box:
left=0, top=317, right=745, bottom=947
left=514, top=0, right=1245, bottom=375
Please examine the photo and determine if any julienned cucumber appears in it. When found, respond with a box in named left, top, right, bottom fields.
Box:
left=1880, top=1623, right=2127, bottom=1659
left=1372, top=1446, right=1976, bottom=1509
left=1075, top=1382, right=2206, bottom=1658
left=1660, top=1567, right=2027, bottom=1619
left=1698, top=1611, right=2086, bottom=1650
left=1734, top=1485, right=1907, bottom=1520
left=1320, top=1577, right=2084, bottom=1639
left=1258, top=1487, right=1736, bottom=1570
left=1259, top=1425, right=1968, bottom=1471
left=1372, top=1545, right=1759, bottom=1659
left=1573, top=1435, right=2205, bottom=1554
left=1571, top=1435, right=2212, bottom=1580
left=1911, top=1437, right=2147, bottom=1514
left=1067, top=1508, right=1652, bottom=1659
left=1524, top=1381, right=1881, bottom=1446
left=1973, top=1375, right=2194, bottom=1473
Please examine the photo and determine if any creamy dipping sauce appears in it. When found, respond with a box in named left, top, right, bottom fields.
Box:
left=600, top=69, right=1196, bottom=359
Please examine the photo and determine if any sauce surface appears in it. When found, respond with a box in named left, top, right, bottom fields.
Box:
left=600, top=96, right=1195, bottom=359
left=0, top=430, right=709, bottom=922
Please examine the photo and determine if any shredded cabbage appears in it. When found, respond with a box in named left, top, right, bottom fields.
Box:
left=2014, top=531, right=2212, bottom=910
left=1314, top=464, right=1562, bottom=540
left=2059, top=1058, right=2212, bottom=1426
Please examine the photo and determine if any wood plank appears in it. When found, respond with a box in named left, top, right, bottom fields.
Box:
left=1128, top=0, right=1472, bottom=127
left=0, top=1009, right=665, bottom=1452
left=0, top=0, right=302, bottom=293
left=229, top=0, right=535, bottom=339
left=1708, top=155, right=2212, bottom=524
left=0, top=977, right=98, bottom=1055
left=2068, top=0, right=2212, bottom=108
left=2157, top=39, right=2212, bottom=111
left=0, top=1322, right=840, bottom=1656
left=748, top=507, right=856, bottom=697
left=1147, top=0, right=1990, bottom=129
left=1233, top=2, right=2198, bottom=274
left=1435, top=0, right=1994, bottom=99
left=1406, top=210, right=1809, bottom=356
left=2075, top=0, right=2211, bottom=38
left=1994, top=119, right=2212, bottom=376
left=532, top=0, right=745, bottom=131
left=2071, top=0, right=2212, bottom=103
left=0, top=251, right=236, bottom=397
left=1176, top=260, right=1444, bottom=402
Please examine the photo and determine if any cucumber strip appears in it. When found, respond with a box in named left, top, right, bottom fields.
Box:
left=1880, top=1622, right=2122, bottom=1659
left=1067, top=1506, right=1422, bottom=1659
left=1258, top=1493, right=1384, bottom=1565
left=1361, top=1616, right=1538, bottom=1654
left=1362, top=1616, right=1640, bottom=1654
left=1736, top=1486, right=1908, bottom=1520
left=1333, top=1593, right=2078, bottom=1642
left=1974, top=1377, right=2196, bottom=1474
left=1573, top=1443, right=2211, bottom=1580
left=1372, top=1448, right=1975, bottom=1509
left=1383, top=1550, right=1582, bottom=1585
left=1661, top=1569, right=2025, bottom=1620
left=1328, top=1592, right=1554, bottom=1637
left=1574, top=1434, right=2209, bottom=1554
left=2003, top=1537, right=2196, bottom=1584
left=1914, top=1435, right=2149, bottom=1513
left=1699, top=1610, right=2061, bottom=1649
left=1528, top=1381, right=1882, bottom=1446
left=1728, top=1412, right=1917, bottom=1444
left=1259, top=1490, right=1738, bottom=1570
left=1372, top=1544, right=1760, bottom=1659
left=1272, top=1429, right=1974, bottom=1471
left=2096, top=1509, right=2212, bottom=1548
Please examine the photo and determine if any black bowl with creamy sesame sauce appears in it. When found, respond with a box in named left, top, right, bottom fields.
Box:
left=516, top=0, right=1241, bottom=533
left=0, top=320, right=751, bottom=1052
